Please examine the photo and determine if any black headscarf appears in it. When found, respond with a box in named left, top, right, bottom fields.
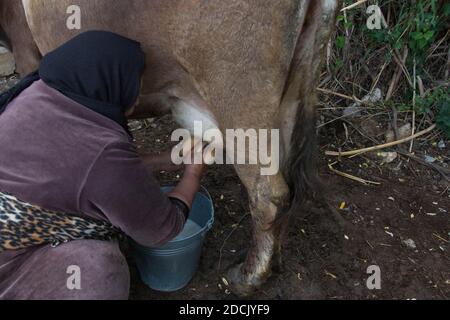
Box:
left=0, top=30, right=145, bottom=132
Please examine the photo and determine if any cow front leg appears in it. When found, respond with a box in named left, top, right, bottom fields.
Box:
left=227, top=168, right=290, bottom=297
left=0, top=0, right=41, bottom=76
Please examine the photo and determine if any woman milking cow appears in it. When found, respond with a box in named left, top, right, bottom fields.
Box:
left=0, top=31, right=206, bottom=299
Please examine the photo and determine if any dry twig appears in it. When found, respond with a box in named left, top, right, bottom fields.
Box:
left=328, top=161, right=381, bottom=185
left=325, top=124, right=437, bottom=157
left=341, top=0, right=368, bottom=12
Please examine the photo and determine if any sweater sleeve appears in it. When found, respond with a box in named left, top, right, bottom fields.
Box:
left=79, top=141, right=186, bottom=247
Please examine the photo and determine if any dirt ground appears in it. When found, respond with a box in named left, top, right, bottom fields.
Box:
left=129, top=115, right=450, bottom=300
left=1, top=75, right=448, bottom=300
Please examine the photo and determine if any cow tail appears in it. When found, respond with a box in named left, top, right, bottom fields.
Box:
left=280, top=0, right=340, bottom=218
left=284, top=97, right=321, bottom=215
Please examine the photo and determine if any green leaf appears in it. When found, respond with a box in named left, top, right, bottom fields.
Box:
left=437, top=100, right=450, bottom=138
left=335, top=36, right=346, bottom=49
left=411, top=31, right=423, bottom=40
left=334, top=58, right=344, bottom=70
left=444, top=3, right=450, bottom=17
left=423, top=30, right=434, bottom=41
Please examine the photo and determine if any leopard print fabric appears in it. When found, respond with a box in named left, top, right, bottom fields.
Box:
left=0, top=192, right=123, bottom=251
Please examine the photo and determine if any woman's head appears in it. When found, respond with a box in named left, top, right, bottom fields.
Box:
left=39, top=30, right=145, bottom=130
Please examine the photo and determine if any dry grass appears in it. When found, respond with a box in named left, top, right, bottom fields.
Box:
left=318, top=0, right=450, bottom=182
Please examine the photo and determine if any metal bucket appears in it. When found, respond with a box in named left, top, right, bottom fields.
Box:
left=131, top=187, right=214, bottom=292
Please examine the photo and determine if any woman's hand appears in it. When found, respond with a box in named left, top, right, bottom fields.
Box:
left=168, top=139, right=207, bottom=210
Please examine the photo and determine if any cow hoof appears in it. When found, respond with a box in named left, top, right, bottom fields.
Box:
left=226, top=264, right=255, bottom=297
left=226, top=263, right=269, bottom=298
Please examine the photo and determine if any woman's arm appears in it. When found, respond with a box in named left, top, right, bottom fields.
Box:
left=140, top=151, right=181, bottom=173
left=167, top=139, right=206, bottom=209
left=79, top=142, right=204, bottom=247
left=167, top=163, right=204, bottom=210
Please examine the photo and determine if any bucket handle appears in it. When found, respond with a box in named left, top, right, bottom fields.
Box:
left=199, top=185, right=214, bottom=230
left=199, top=185, right=213, bottom=202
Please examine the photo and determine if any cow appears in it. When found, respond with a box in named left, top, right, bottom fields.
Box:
left=0, top=0, right=340, bottom=296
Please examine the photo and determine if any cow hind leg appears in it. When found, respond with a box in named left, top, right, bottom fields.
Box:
left=226, top=1, right=341, bottom=296
left=227, top=167, right=290, bottom=297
